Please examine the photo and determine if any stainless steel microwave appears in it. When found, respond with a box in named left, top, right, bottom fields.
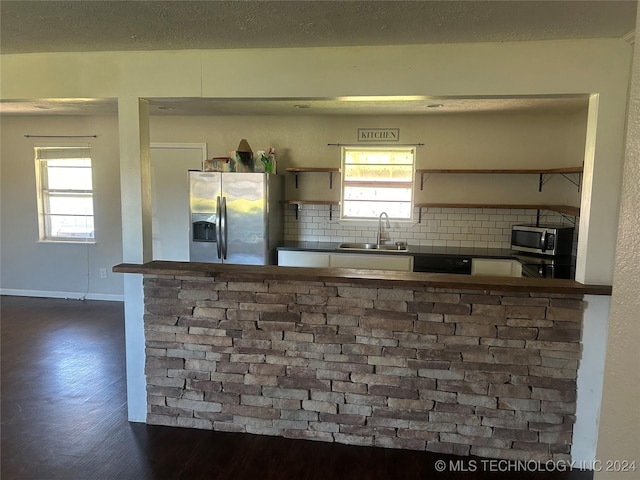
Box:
left=511, top=224, right=574, bottom=256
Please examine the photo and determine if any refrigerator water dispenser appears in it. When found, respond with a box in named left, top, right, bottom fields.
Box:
left=191, top=214, right=216, bottom=242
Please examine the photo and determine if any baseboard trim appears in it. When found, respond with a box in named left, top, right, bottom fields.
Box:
left=0, top=289, right=124, bottom=302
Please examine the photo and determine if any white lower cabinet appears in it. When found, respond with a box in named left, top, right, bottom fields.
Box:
left=471, top=258, right=522, bottom=277
left=278, top=250, right=413, bottom=271
left=277, top=250, right=330, bottom=268
left=329, top=253, right=413, bottom=271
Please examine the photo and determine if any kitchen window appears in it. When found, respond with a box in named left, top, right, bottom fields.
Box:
left=35, top=145, right=95, bottom=242
left=341, top=146, right=415, bottom=220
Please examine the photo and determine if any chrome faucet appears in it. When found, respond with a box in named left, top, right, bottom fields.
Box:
left=377, top=212, right=390, bottom=246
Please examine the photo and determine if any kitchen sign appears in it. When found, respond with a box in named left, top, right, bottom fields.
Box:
left=357, top=128, right=400, bottom=142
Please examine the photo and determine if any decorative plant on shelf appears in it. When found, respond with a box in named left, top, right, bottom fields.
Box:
left=260, top=147, right=276, bottom=174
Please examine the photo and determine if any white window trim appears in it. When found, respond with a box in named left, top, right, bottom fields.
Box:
left=34, top=144, right=95, bottom=243
left=340, top=145, right=416, bottom=221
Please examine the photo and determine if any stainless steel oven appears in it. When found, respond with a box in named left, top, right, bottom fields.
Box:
left=518, top=254, right=575, bottom=279
left=511, top=224, right=574, bottom=256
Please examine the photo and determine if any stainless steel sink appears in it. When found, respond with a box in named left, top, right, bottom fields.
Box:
left=338, top=243, right=378, bottom=250
left=337, top=243, right=408, bottom=252
left=377, top=244, right=408, bottom=251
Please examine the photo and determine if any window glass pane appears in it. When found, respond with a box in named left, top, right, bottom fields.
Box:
left=49, top=215, right=94, bottom=239
left=343, top=201, right=412, bottom=219
left=341, top=147, right=415, bottom=220
left=344, top=186, right=412, bottom=201
left=344, top=151, right=413, bottom=165
left=344, top=165, right=413, bottom=182
left=47, top=166, right=93, bottom=190
left=48, top=195, right=94, bottom=215
left=35, top=146, right=94, bottom=241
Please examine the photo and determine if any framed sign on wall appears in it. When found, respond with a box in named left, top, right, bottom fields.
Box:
left=357, top=128, right=400, bottom=142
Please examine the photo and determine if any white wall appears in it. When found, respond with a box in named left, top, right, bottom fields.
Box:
left=2, top=39, right=630, bottom=283
left=595, top=5, right=640, bottom=475
left=0, top=116, right=124, bottom=300
left=150, top=111, right=586, bottom=205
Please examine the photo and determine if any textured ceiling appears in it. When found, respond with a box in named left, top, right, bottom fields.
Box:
left=1, top=1, right=636, bottom=54
left=0, top=1, right=634, bottom=116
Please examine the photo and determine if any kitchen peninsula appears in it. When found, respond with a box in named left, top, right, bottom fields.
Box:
left=114, top=261, right=610, bottom=462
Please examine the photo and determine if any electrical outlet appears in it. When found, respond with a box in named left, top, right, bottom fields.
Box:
left=100, top=268, right=108, bottom=279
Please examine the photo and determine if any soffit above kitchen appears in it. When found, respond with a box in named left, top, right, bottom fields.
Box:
left=0, top=95, right=590, bottom=116
left=0, top=1, right=631, bottom=117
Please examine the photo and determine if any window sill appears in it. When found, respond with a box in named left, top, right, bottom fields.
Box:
left=339, top=217, right=414, bottom=225
left=37, top=240, right=97, bottom=245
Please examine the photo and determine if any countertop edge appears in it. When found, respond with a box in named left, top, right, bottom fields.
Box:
left=113, top=261, right=612, bottom=296
left=276, top=243, right=516, bottom=258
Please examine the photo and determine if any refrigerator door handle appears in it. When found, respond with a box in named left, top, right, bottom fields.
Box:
left=221, top=196, right=228, bottom=260
left=215, top=196, right=222, bottom=259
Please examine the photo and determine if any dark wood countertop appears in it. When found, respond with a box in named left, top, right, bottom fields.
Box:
left=277, top=241, right=515, bottom=258
left=113, top=261, right=611, bottom=295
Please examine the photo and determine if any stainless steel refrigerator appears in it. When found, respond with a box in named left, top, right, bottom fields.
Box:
left=189, top=172, right=283, bottom=265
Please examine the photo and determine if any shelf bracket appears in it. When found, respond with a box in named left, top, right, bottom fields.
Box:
left=560, top=172, right=582, bottom=192
left=418, top=207, right=423, bottom=223
left=329, top=204, right=333, bottom=220
left=539, top=172, right=582, bottom=192
left=291, top=170, right=336, bottom=189
left=293, top=203, right=300, bottom=219
left=558, top=212, right=577, bottom=225
left=420, top=172, right=426, bottom=191
left=537, top=208, right=577, bottom=226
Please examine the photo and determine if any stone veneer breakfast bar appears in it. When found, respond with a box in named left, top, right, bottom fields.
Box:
left=113, top=261, right=611, bottom=462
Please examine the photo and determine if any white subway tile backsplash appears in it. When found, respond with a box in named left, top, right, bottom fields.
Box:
left=283, top=206, right=577, bottom=250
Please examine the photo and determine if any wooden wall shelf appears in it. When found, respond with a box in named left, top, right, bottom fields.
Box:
left=285, top=168, right=340, bottom=173
left=285, top=200, right=339, bottom=206
left=416, top=167, right=583, bottom=175
left=417, top=166, right=583, bottom=191
left=414, top=203, right=580, bottom=223
left=283, top=166, right=582, bottom=222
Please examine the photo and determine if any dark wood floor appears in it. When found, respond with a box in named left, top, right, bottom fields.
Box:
left=1, top=295, right=593, bottom=480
